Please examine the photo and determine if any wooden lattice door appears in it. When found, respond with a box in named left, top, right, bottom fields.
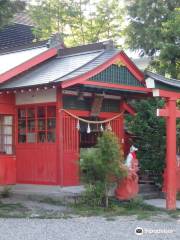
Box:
left=62, top=112, right=79, bottom=186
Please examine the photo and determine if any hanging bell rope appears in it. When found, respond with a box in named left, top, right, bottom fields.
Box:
left=61, top=109, right=124, bottom=124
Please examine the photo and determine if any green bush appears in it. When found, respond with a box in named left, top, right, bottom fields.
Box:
left=1, top=186, right=12, bottom=198
left=126, top=99, right=166, bottom=185
left=80, top=130, right=127, bottom=208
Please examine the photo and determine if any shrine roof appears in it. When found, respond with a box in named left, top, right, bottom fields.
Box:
left=0, top=40, right=144, bottom=92
left=146, top=71, right=180, bottom=88
left=0, top=45, right=48, bottom=75
left=145, top=71, right=180, bottom=92
left=0, top=42, right=120, bottom=90
left=0, top=24, right=35, bottom=52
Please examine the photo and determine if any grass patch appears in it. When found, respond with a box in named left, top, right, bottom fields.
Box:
left=31, top=211, right=72, bottom=219
left=70, top=197, right=163, bottom=220
left=0, top=201, right=28, bottom=218
left=0, top=196, right=179, bottom=220
left=0, top=202, right=25, bottom=211
left=167, top=209, right=180, bottom=219
left=0, top=200, right=71, bottom=219
left=39, top=197, right=66, bottom=206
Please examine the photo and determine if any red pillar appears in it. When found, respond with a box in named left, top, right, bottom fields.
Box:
left=166, top=98, right=177, bottom=210
left=119, top=101, right=125, bottom=153
left=56, top=87, right=63, bottom=185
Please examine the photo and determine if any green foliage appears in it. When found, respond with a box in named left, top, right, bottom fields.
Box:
left=0, top=0, right=25, bottom=29
left=149, top=8, right=180, bottom=78
left=29, top=0, right=123, bottom=46
left=80, top=184, right=106, bottom=208
left=29, top=0, right=76, bottom=41
left=158, top=8, right=180, bottom=79
left=80, top=131, right=126, bottom=208
left=124, top=0, right=180, bottom=78
left=126, top=99, right=166, bottom=184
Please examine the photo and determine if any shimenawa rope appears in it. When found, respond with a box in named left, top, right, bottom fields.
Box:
left=61, top=109, right=124, bottom=124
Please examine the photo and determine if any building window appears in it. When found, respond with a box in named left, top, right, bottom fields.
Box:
left=0, top=115, right=13, bottom=154
left=18, top=105, right=56, bottom=144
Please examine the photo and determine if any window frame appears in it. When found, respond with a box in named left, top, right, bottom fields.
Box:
left=0, top=114, right=14, bottom=155
left=17, top=104, right=56, bottom=144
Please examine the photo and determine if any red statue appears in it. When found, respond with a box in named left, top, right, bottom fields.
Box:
left=115, top=145, right=139, bottom=200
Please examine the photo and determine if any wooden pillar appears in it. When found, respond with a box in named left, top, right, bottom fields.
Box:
left=166, top=98, right=177, bottom=210
left=119, top=101, right=125, bottom=153
left=56, top=86, right=63, bottom=185
left=120, top=100, right=136, bottom=155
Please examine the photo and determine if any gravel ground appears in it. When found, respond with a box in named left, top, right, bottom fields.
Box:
left=0, top=216, right=180, bottom=240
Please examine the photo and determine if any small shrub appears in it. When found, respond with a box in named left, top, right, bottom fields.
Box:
left=1, top=186, right=12, bottom=198
left=79, top=184, right=105, bottom=207
left=80, top=131, right=127, bottom=208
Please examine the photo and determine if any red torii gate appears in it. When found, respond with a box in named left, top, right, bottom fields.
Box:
left=156, top=90, right=180, bottom=210
left=146, top=72, right=180, bottom=210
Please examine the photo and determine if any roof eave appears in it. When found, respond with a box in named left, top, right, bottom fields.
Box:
left=145, top=71, right=180, bottom=89
left=0, top=48, right=58, bottom=84
left=60, top=50, right=145, bottom=89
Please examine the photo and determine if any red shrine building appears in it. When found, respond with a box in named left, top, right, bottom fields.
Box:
left=0, top=36, right=180, bottom=210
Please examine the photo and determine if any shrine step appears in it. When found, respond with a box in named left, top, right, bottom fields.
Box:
left=139, top=180, right=154, bottom=184
left=139, top=192, right=163, bottom=200
left=139, top=183, right=162, bottom=200
left=139, top=183, right=159, bottom=193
